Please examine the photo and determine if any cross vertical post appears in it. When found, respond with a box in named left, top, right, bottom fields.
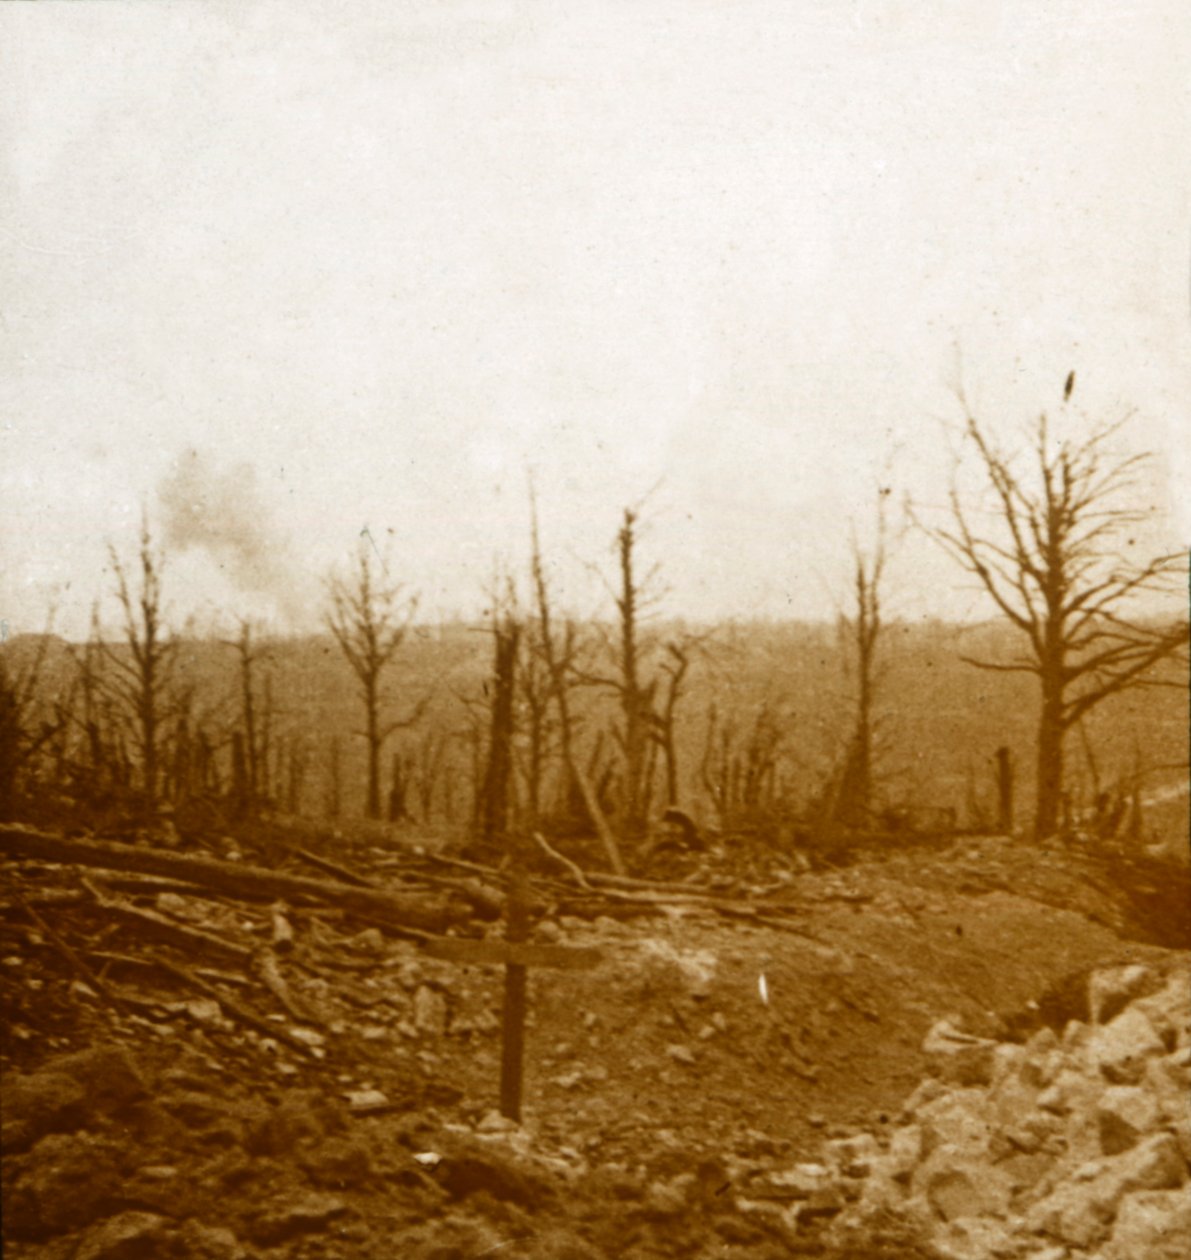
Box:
left=499, top=863, right=530, bottom=1122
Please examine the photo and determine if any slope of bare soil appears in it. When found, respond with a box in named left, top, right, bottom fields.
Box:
left=1, top=823, right=1187, bottom=1258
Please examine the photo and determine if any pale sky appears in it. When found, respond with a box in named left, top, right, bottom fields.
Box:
left=3, top=0, right=1189, bottom=639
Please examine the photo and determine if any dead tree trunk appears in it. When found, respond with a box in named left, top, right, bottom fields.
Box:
left=995, top=744, right=1014, bottom=833
left=101, top=516, right=175, bottom=811
left=615, top=509, right=653, bottom=841
left=480, top=616, right=520, bottom=848
left=518, top=642, right=553, bottom=834
left=653, top=644, right=690, bottom=809
left=835, top=508, right=886, bottom=828
left=325, top=544, right=419, bottom=820
left=388, top=751, right=410, bottom=823
left=530, top=497, right=625, bottom=874
left=325, top=737, right=342, bottom=819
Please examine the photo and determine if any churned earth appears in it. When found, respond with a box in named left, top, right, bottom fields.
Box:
left=1, top=824, right=1188, bottom=1258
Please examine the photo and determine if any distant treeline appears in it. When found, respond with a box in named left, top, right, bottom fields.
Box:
left=3, top=616, right=1185, bottom=852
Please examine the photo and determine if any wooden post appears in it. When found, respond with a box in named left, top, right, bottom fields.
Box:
left=417, top=869, right=602, bottom=1123
left=995, top=745, right=1014, bottom=834
left=499, top=864, right=530, bottom=1122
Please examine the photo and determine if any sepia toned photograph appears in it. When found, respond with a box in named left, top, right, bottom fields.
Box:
left=2, top=3, right=1189, bottom=1257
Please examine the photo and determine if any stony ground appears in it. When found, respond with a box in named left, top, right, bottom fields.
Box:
left=1, top=823, right=1188, bottom=1258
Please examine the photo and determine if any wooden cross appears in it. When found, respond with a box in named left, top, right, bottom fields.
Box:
left=420, top=865, right=601, bottom=1122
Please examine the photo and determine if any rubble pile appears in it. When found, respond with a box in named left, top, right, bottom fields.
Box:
left=815, top=960, right=1191, bottom=1258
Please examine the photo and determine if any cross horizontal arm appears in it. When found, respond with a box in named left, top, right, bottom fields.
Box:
left=420, top=937, right=603, bottom=971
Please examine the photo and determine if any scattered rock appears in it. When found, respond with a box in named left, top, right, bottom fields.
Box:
left=1091, top=1006, right=1166, bottom=1083
left=825, top=1132, right=881, bottom=1177
left=344, top=1087, right=390, bottom=1112
left=1098, top=1084, right=1161, bottom=1154
left=1089, top=964, right=1156, bottom=1025
left=922, top=1018, right=997, bottom=1087
left=347, top=927, right=386, bottom=955
left=643, top=1173, right=696, bottom=1217
left=159, top=1089, right=266, bottom=1146
left=761, top=1162, right=834, bottom=1200
left=434, top=1134, right=557, bottom=1206
left=1101, top=1185, right=1191, bottom=1259
left=932, top=1215, right=1017, bottom=1260
left=173, top=1219, right=248, bottom=1260
left=413, top=985, right=448, bottom=1035
left=3, top=1045, right=148, bottom=1154
left=299, top=1134, right=377, bottom=1189
left=1105, top=1130, right=1188, bottom=1198
left=245, top=1089, right=346, bottom=1157
left=4, top=1131, right=130, bottom=1239
left=184, top=998, right=226, bottom=1027
left=244, top=1191, right=349, bottom=1245
left=49, top=1045, right=146, bottom=1113
left=1, top=1068, right=89, bottom=1152
left=917, top=1152, right=1011, bottom=1221
left=636, top=940, right=718, bottom=999
left=476, top=1109, right=519, bottom=1134
left=73, top=1211, right=170, bottom=1260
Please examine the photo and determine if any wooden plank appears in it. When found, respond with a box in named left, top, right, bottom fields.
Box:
left=419, top=936, right=602, bottom=971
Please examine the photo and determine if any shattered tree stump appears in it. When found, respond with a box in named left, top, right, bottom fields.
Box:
left=421, top=866, right=601, bottom=1122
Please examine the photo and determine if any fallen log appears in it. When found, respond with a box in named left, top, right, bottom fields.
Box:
left=147, top=953, right=323, bottom=1057
left=14, top=890, right=131, bottom=1016
left=289, top=844, right=375, bottom=888
left=90, top=874, right=229, bottom=899
left=425, top=844, right=723, bottom=900
left=252, top=946, right=326, bottom=1025
left=84, top=950, right=253, bottom=989
left=0, top=825, right=468, bottom=934
left=81, top=877, right=254, bottom=964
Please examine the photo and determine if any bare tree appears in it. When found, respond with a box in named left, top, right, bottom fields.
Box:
left=529, top=496, right=626, bottom=874
left=325, top=543, right=421, bottom=820
left=225, top=619, right=269, bottom=817
left=0, top=614, right=64, bottom=818
left=833, top=497, right=889, bottom=827
left=578, top=505, right=684, bottom=844
left=100, top=516, right=176, bottom=808
left=924, top=378, right=1189, bottom=838
left=67, top=610, right=129, bottom=803
left=611, top=508, right=659, bottom=841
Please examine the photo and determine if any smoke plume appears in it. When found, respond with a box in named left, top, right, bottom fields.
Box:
left=158, top=450, right=307, bottom=627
